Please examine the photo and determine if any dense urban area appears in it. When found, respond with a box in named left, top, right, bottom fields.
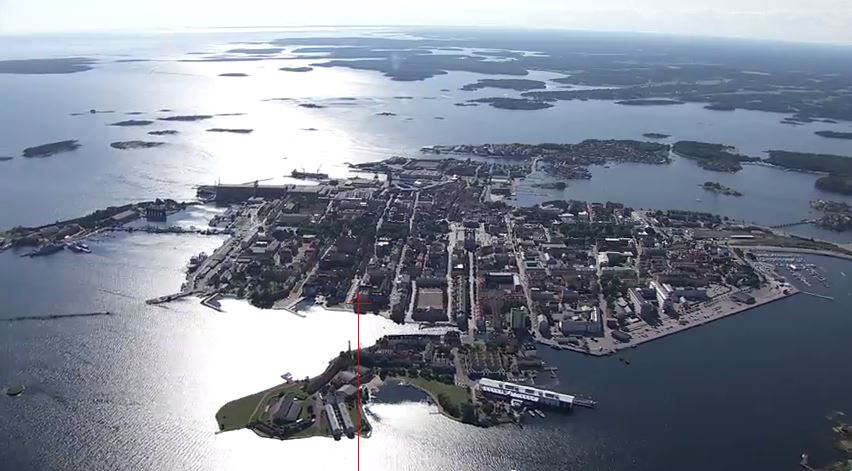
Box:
left=3, top=142, right=851, bottom=445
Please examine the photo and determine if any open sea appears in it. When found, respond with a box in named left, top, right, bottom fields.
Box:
left=1, top=28, right=851, bottom=470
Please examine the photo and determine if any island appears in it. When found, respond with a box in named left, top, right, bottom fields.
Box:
left=0, top=156, right=13, bottom=162
left=158, top=114, right=214, bottom=122
left=815, top=130, right=852, bottom=140
left=375, top=112, right=397, bottom=116
left=109, top=119, right=153, bottom=127
left=110, top=141, right=166, bottom=150
left=22, top=140, right=81, bottom=158
left=642, top=133, right=670, bottom=139
left=460, top=79, right=547, bottom=92
left=299, top=103, right=325, bottom=109
left=14, top=147, right=850, bottom=444
left=672, top=140, right=757, bottom=172
left=766, top=150, right=852, bottom=174
left=816, top=175, right=852, bottom=195
left=206, top=128, right=253, bottom=134
left=280, top=66, right=313, bottom=72
left=219, top=73, right=249, bottom=77
left=702, top=181, right=742, bottom=196
left=468, top=98, right=553, bottom=110
left=810, top=200, right=852, bottom=231
left=148, top=130, right=179, bottom=136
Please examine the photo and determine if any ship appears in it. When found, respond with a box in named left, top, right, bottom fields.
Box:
left=291, top=169, right=329, bottom=180
left=66, top=242, right=91, bottom=254
left=27, top=243, right=64, bottom=257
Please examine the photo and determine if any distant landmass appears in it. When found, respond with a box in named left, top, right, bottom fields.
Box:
left=460, top=79, right=547, bottom=92
left=642, top=133, right=670, bottom=139
left=0, top=58, right=95, bottom=74
left=280, top=66, right=313, bottom=72
left=815, top=131, right=852, bottom=140
left=110, top=120, right=153, bottom=127
left=110, top=141, right=165, bottom=150
left=206, top=128, right=253, bottom=134
left=616, top=99, right=685, bottom=106
left=22, top=140, right=81, bottom=158
left=468, top=97, right=553, bottom=110
left=148, top=130, right=179, bottom=136
left=219, top=73, right=249, bottom=77
left=158, top=115, right=214, bottom=122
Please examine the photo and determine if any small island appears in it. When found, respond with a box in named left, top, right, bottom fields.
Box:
left=810, top=200, right=852, bottom=231
left=816, top=175, right=852, bottom=196
left=158, top=114, right=214, bottom=122
left=280, top=66, right=313, bottom=72
left=468, top=97, right=553, bottom=110
left=109, top=119, right=153, bottom=127
left=702, top=181, right=742, bottom=196
left=219, top=72, right=249, bottom=77
left=672, top=140, right=757, bottom=172
left=642, top=133, right=670, bottom=139
left=148, top=130, right=179, bottom=136
left=22, top=140, right=81, bottom=158
left=460, top=79, right=547, bottom=92
left=110, top=141, right=166, bottom=150
left=0, top=156, right=13, bottom=162
left=299, top=103, right=325, bottom=109
left=375, top=112, right=397, bottom=116
left=815, top=130, right=852, bottom=140
left=206, top=128, right=253, bottom=134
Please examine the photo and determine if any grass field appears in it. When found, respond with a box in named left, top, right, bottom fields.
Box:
left=215, top=383, right=308, bottom=432
left=407, top=377, right=471, bottom=416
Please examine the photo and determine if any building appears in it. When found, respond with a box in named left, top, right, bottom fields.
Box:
left=628, top=287, right=654, bottom=317
left=509, top=307, right=527, bottom=330
left=325, top=402, right=343, bottom=440
left=559, top=306, right=603, bottom=337
left=145, top=205, right=167, bottom=222
left=336, top=402, right=356, bottom=438
left=414, top=287, right=446, bottom=322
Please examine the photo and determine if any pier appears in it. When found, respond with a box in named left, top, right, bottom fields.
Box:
left=769, top=219, right=813, bottom=229
left=800, top=291, right=835, bottom=301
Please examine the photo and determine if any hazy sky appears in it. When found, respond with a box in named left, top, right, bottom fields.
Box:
left=1, top=0, right=851, bottom=43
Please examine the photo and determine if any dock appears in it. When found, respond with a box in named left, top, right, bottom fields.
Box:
left=800, top=291, right=834, bottom=301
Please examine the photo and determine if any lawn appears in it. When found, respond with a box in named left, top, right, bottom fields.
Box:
left=215, top=383, right=308, bottom=432
left=408, top=377, right=471, bottom=416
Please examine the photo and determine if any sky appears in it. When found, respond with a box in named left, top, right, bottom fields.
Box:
left=0, top=0, right=851, bottom=44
